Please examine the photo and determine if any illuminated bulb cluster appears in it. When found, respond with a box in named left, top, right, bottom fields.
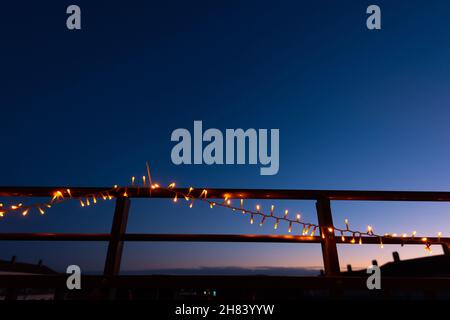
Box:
left=0, top=189, right=71, bottom=218
left=1, top=167, right=159, bottom=219
left=0, top=184, right=124, bottom=219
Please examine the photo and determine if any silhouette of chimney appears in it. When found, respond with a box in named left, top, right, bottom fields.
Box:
left=346, top=264, right=352, bottom=272
left=38, top=259, right=43, bottom=266
left=392, top=251, right=400, bottom=263
left=372, top=259, right=378, bottom=266
left=10, top=256, right=16, bottom=264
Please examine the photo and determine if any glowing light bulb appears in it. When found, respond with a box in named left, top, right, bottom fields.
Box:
left=270, top=205, right=274, bottom=216
left=284, top=210, right=288, bottom=218
left=38, top=207, right=45, bottom=215
left=173, top=194, right=178, bottom=203
left=168, top=182, right=176, bottom=189
left=305, top=226, right=310, bottom=235
left=52, top=191, right=63, bottom=201
left=22, top=209, right=29, bottom=216
left=345, top=219, right=349, bottom=230
left=260, top=216, right=265, bottom=226
left=296, top=213, right=301, bottom=222
left=274, top=219, right=279, bottom=230
left=288, top=222, right=292, bottom=233
left=131, top=176, right=135, bottom=186
left=256, top=205, right=260, bottom=213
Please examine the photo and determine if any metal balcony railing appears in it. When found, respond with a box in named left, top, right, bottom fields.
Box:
left=0, top=186, right=449, bottom=299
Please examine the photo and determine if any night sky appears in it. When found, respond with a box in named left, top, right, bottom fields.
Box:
left=1, top=0, right=450, bottom=274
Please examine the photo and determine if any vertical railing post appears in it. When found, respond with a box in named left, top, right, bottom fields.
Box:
left=316, top=198, right=340, bottom=276
left=442, top=243, right=450, bottom=256
left=104, top=197, right=131, bottom=277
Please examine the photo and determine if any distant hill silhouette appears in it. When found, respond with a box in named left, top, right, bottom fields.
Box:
left=121, top=266, right=321, bottom=276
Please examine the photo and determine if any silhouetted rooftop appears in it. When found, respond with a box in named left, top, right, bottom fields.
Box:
left=344, top=250, right=450, bottom=277
left=0, top=256, right=57, bottom=275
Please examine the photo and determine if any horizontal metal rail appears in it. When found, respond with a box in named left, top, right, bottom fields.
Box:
left=0, top=233, right=447, bottom=245
left=3, top=186, right=450, bottom=201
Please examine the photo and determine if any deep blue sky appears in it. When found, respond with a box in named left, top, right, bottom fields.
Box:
left=1, top=1, right=450, bottom=273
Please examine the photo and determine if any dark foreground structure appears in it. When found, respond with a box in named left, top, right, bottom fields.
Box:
left=0, top=186, right=450, bottom=300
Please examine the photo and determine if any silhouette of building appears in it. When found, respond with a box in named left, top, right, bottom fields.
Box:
left=344, top=247, right=450, bottom=278
left=0, top=256, right=57, bottom=300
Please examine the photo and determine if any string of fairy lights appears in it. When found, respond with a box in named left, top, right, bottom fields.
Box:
left=164, top=184, right=440, bottom=253
left=0, top=165, right=445, bottom=253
